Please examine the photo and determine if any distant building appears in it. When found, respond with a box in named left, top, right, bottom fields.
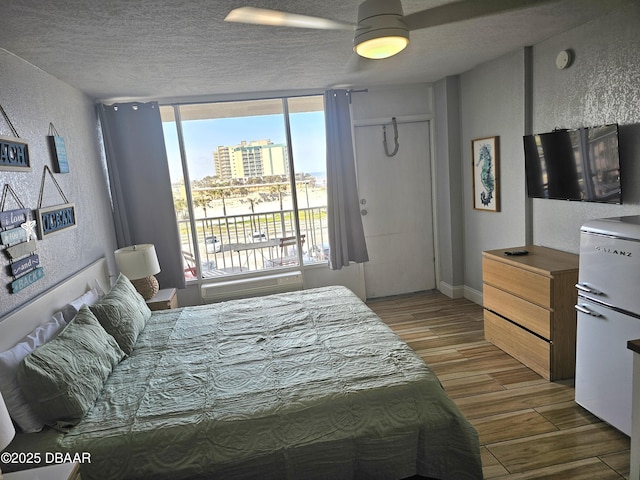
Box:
left=214, top=146, right=233, bottom=179
left=214, top=140, right=288, bottom=180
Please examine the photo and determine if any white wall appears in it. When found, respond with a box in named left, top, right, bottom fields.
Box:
left=350, top=83, right=433, bottom=121
left=0, top=51, right=118, bottom=318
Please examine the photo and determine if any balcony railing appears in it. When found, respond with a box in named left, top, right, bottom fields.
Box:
left=179, top=206, right=329, bottom=279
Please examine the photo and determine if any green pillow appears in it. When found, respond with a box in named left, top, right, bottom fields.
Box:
left=17, top=306, right=125, bottom=431
left=89, top=273, right=151, bottom=355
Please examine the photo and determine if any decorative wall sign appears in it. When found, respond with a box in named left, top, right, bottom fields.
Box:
left=472, top=136, right=500, bottom=212
left=0, top=136, right=30, bottom=172
left=0, top=105, right=30, bottom=172
left=36, top=165, right=77, bottom=238
left=1, top=183, right=43, bottom=293
left=10, top=254, right=40, bottom=277
left=48, top=123, right=69, bottom=173
left=0, top=208, right=31, bottom=229
left=1, top=227, right=27, bottom=246
left=6, top=239, right=37, bottom=259
left=37, top=203, right=76, bottom=238
left=11, top=266, right=44, bottom=293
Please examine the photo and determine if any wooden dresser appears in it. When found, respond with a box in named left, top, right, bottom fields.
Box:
left=482, top=245, right=579, bottom=380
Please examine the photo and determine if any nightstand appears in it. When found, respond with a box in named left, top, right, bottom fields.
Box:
left=3, top=462, right=80, bottom=479
left=145, top=288, right=178, bottom=311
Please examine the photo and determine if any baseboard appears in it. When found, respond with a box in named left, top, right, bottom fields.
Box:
left=438, top=281, right=465, bottom=299
left=439, top=281, right=483, bottom=305
left=464, top=285, right=483, bottom=306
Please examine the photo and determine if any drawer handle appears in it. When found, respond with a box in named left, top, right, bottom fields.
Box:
left=575, top=283, right=602, bottom=295
left=575, top=304, right=602, bottom=317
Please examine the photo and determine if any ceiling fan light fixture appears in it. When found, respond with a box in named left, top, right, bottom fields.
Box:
left=224, top=0, right=554, bottom=63
left=355, top=35, right=409, bottom=59
left=353, top=0, right=409, bottom=59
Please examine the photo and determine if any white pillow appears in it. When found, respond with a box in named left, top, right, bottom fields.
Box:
left=0, top=312, right=66, bottom=432
left=61, top=283, right=105, bottom=323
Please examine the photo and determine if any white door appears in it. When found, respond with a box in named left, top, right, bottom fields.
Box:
left=354, top=120, right=435, bottom=299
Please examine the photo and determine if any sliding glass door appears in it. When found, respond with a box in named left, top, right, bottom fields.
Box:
left=160, top=95, right=327, bottom=281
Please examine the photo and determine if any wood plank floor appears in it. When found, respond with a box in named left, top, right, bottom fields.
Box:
left=367, top=291, right=630, bottom=479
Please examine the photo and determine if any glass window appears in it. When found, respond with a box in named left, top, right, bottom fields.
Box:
left=160, top=95, right=327, bottom=281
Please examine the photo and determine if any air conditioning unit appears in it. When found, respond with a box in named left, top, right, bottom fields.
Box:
left=201, top=271, right=303, bottom=303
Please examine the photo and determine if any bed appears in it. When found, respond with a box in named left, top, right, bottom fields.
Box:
left=0, top=258, right=482, bottom=479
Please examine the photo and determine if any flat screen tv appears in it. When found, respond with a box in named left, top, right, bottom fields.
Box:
left=523, top=124, right=622, bottom=204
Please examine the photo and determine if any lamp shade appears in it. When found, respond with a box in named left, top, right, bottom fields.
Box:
left=114, top=244, right=161, bottom=280
left=0, top=392, right=15, bottom=452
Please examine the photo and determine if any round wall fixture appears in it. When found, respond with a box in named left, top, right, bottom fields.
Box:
left=555, top=49, right=573, bottom=70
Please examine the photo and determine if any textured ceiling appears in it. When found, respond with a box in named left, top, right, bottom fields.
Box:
left=0, top=0, right=630, bottom=102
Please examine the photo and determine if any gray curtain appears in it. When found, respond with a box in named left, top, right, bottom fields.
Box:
left=325, top=90, right=369, bottom=270
left=98, top=101, right=185, bottom=289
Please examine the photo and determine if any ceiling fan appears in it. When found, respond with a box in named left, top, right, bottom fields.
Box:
left=224, top=0, right=559, bottom=60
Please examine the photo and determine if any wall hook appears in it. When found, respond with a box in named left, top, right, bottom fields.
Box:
left=383, top=117, right=399, bottom=157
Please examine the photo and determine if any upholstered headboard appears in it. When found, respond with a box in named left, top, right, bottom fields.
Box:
left=0, top=258, right=110, bottom=352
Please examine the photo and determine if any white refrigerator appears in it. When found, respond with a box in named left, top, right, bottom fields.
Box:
left=576, top=215, right=640, bottom=436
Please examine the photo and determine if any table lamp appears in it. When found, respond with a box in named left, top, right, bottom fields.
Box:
left=114, top=244, right=161, bottom=300
left=0, top=392, right=16, bottom=480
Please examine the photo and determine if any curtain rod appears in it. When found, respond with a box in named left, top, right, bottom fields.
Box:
left=346, top=88, right=368, bottom=104
left=157, top=89, right=327, bottom=108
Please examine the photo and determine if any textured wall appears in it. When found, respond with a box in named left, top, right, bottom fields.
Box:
left=531, top=2, right=640, bottom=252
left=0, top=51, right=117, bottom=318
left=453, top=2, right=639, bottom=300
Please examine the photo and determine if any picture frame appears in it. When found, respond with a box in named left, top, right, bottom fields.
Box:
left=472, top=136, right=500, bottom=212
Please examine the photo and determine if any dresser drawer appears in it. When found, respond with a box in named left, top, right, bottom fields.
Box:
left=483, top=283, right=551, bottom=339
left=484, top=310, right=551, bottom=380
left=482, top=257, right=552, bottom=308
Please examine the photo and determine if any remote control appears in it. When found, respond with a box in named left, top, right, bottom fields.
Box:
left=504, top=250, right=529, bottom=256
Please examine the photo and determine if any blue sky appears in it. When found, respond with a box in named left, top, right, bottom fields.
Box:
left=163, top=112, right=326, bottom=181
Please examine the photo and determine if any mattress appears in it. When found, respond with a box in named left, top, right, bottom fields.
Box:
left=6, top=286, right=481, bottom=479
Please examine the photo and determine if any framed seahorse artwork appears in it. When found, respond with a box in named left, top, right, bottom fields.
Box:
left=472, top=136, right=500, bottom=212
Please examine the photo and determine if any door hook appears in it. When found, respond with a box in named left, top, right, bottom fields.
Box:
left=383, top=117, right=399, bottom=157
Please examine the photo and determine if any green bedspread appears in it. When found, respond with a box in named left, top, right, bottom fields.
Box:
left=8, top=286, right=482, bottom=479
